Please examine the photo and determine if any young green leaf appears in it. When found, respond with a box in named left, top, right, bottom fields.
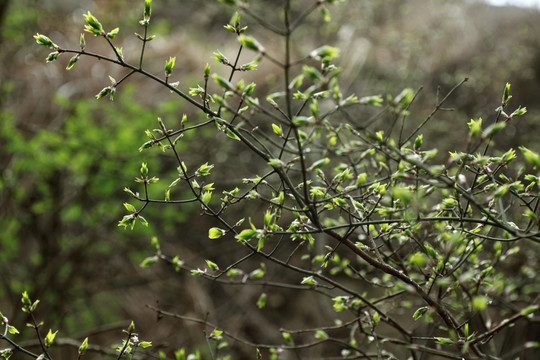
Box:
left=271, top=123, right=283, bottom=136
left=201, top=191, right=212, bottom=205
left=212, top=74, right=233, bottom=91
left=107, top=27, right=119, bottom=39
left=144, top=0, right=152, bottom=20
left=268, top=158, right=285, bottom=169
left=235, top=229, right=258, bottom=242
left=140, top=256, right=158, bottom=267
left=310, top=45, right=340, bottom=61
left=45, top=329, right=58, bottom=347
left=281, top=332, right=293, bottom=344
left=502, top=82, right=511, bottom=106
left=34, top=33, right=57, bottom=49
left=238, top=35, right=264, bottom=53
left=520, top=305, right=538, bottom=316
left=225, top=128, right=241, bottom=141
left=301, top=276, right=318, bottom=286
left=309, top=158, right=330, bottom=171
left=468, top=118, right=483, bottom=138
left=83, top=11, right=104, bottom=36
left=165, top=56, right=176, bottom=76
left=123, top=203, right=136, bottom=212
left=205, top=259, right=219, bottom=271
left=214, top=50, right=229, bottom=65
left=472, top=296, right=488, bottom=311
left=413, top=306, right=428, bottom=320
left=256, top=293, right=267, bottom=309
left=78, top=338, right=89, bottom=355
left=208, top=227, right=225, bottom=239
left=435, top=337, right=453, bottom=346
left=519, top=146, right=540, bottom=168
left=196, top=162, right=214, bottom=176
left=7, top=325, right=19, bottom=335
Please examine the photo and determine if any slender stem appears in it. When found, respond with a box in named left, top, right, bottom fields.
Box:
left=402, top=78, right=468, bottom=145
left=0, top=333, right=39, bottom=358
left=139, top=23, right=149, bottom=69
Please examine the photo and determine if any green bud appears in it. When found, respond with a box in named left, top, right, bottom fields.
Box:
left=256, top=292, right=267, bottom=309
left=238, top=35, right=264, bottom=53
left=230, top=11, right=241, bottom=27
left=272, top=123, right=282, bottom=136
left=83, top=11, right=104, bottom=36
left=144, top=0, right=152, bottom=20
left=502, top=82, right=511, bottom=106
left=140, top=162, right=149, bottom=177
left=240, top=56, right=260, bottom=71
left=46, top=52, right=59, bottom=63
left=213, top=50, right=229, bottom=65
left=45, top=329, right=58, bottom=347
left=21, top=291, right=31, bottom=307
left=165, top=56, right=176, bottom=76
left=79, top=338, right=88, bottom=355
left=205, top=259, right=219, bottom=271
left=414, top=134, right=423, bottom=150
left=107, top=27, right=119, bottom=39
left=310, top=45, right=340, bottom=61
left=80, top=33, right=86, bottom=49
left=510, top=106, right=527, bottom=118
left=467, top=118, right=482, bottom=138
left=212, top=74, right=233, bottom=91
left=95, top=86, right=112, bottom=99
left=208, top=227, right=225, bottom=239
left=519, top=146, right=540, bottom=168
left=34, top=33, right=57, bottom=49
left=66, top=54, right=79, bottom=70
left=243, top=82, right=256, bottom=96
left=140, top=341, right=152, bottom=348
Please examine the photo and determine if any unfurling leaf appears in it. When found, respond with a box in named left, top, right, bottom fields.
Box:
left=519, top=146, right=540, bottom=168
left=256, top=293, right=267, bottom=309
left=144, top=0, right=152, bottom=20
left=34, top=33, right=57, bottom=49
left=45, top=329, right=58, bottom=347
left=83, top=11, right=104, bottom=36
left=66, top=54, right=80, bottom=70
left=238, top=35, right=264, bottom=53
left=309, top=158, right=330, bottom=171
left=165, top=56, right=176, bottom=76
left=107, top=27, right=119, bottom=39
left=140, top=256, right=158, bottom=267
left=235, top=228, right=258, bottom=242
left=413, top=306, right=428, bottom=320
left=79, top=338, right=89, bottom=355
left=205, top=259, right=219, bottom=271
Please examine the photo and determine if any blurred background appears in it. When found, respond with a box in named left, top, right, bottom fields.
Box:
left=1, top=0, right=539, bottom=358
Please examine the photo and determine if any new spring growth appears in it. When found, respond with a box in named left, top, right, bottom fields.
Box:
left=79, top=338, right=89, bottom=355
left=165, top=56, right=176, bottom=77
left=144, top=0, right=152, bottom=21
left=79, top=33, right=86, bottom=49
left=34, top=33, right=58, bottom=50
left=45, top=329, right=59, bottom=348
left=502, top=82, right=511, bottom=106
left=83, top=11, right=104, bottom=36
